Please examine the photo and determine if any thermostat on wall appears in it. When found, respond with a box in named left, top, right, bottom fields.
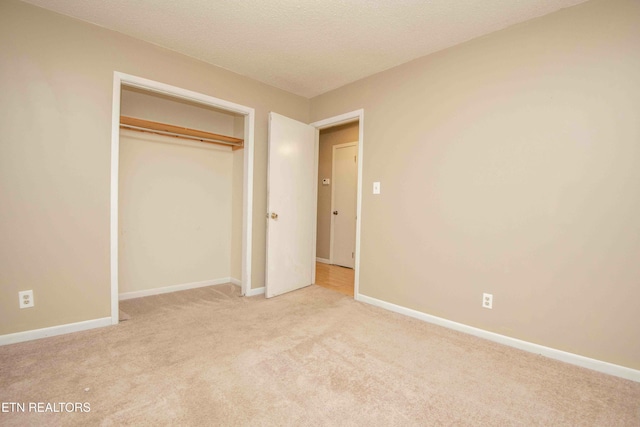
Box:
left=322, top=178, right=330, bottom=185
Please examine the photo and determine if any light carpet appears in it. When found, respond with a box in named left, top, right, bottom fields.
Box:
left=1, top=284, right=638, bottom=426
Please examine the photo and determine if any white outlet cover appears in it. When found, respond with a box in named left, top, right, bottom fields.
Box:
left=482, top=293, right=493, bottom=309
left=19, top=290, right=34, bottom=309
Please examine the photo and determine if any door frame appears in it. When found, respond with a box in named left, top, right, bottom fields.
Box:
left=329, top=141, right=358, bottom=267
left=311, top=109, right=364, bottom=299
left=110, top=72, right=255, bottom=324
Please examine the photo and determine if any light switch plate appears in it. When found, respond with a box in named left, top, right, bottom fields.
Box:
left=373, top=182, right=381, bottom=194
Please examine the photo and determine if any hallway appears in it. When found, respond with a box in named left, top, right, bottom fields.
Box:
left=314, top=262, right=354, bottom=297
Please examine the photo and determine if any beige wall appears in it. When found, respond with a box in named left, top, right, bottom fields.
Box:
left=231, top=149, right=244, bottom=281
left=0, top=0, right=308, bottom=335
left=119, top=131, right=233, bottom=293
left=311, top=0, right=640, bottom=370
left=316, top=123, right=359, bottom=260
left=121, top=87, right=240, bottom=135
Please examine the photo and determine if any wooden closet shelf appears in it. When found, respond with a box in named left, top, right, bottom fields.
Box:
left=120, top=116, right=244, bottom=150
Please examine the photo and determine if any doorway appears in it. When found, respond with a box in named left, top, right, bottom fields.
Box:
left=110, top=72, right=255, bottom=324
left=118, top=86, right=244, bottom=301
left=264, top=109, right=363, bottom=300
left=311, top=111, right=363, bottom=299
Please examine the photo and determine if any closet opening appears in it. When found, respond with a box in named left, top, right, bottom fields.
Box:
left=110, top=73, right=255, bottom=324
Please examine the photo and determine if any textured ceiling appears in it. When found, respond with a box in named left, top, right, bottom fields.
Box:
left=23, top=0, right=589, bottom=98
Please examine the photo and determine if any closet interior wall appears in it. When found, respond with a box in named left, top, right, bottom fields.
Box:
left=118, top=87, right=244, bottom=297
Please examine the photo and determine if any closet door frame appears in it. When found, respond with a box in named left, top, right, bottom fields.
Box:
left=110, top=72, right=255, bottom=324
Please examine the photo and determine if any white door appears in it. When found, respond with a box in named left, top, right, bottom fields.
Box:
left=265, top=112, right=317, bottom=298
left=331, top=143, right=358, bottom=268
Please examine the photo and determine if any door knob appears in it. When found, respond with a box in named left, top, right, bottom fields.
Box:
left=270, top=212, right=278, bottom=219
left=333, top=211, right=338, bottom=215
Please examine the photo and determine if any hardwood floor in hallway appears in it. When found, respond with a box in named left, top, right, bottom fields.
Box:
left=315, top=262, right=354, bottom=297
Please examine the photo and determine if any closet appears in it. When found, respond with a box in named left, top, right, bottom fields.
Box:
left=118, top=86, right=244, bottom=299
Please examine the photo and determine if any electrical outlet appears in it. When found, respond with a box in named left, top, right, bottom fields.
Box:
left=19, top=290, right=34, bottom=309
left=482, top=293, right=493, bottom=309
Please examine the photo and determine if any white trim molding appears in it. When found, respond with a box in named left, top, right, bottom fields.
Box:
left=230, top=277, right=242, bottom=287
left=357, top=293, right=640, bottom=383
left=0, top=317, right=112, bottom=346
left=119, top=278, right=235, bottom=301
left=245, top=286, right=265, bottom=297
left=316, top=257, right=331, bottom=264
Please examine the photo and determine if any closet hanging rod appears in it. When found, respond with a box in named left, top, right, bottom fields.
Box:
left=121, top=124, right=243, bottom=147
left=120, top=116, right=244, bottom=149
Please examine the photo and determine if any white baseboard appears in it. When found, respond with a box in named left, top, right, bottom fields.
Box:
left=119, top=277, right=233, bottom=300
left=0, top=317, right=112, bottom=346
left=245, top=286, right=265, bottom=297
left=357, top=293, right=640, bottom=383
left=230, top=277, right=242, bottom=287
left=316, top=257, right=331, bottom=264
